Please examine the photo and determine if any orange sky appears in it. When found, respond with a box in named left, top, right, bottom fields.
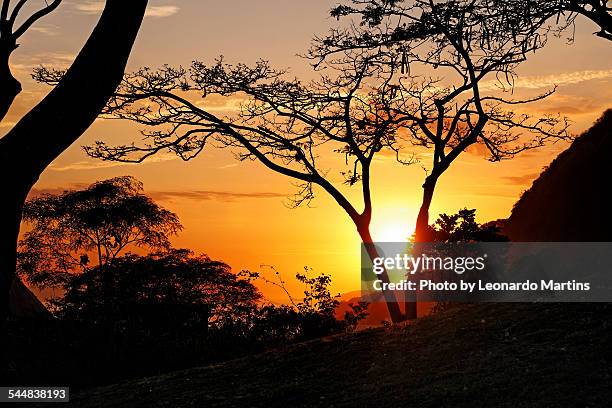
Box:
left=3, top=1, right=612, bottom=301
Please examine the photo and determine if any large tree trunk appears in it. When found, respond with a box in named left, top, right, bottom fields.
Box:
left=404, top=176, right=438, bottom=320
left=414, top=177, right=438, bottom=243
left=0, top=0, right=148, bottom=321
left=357, top=224, right=405, bottom=324
left=0, top=179, right=29, bottom=322
left=0, top=44, right=21, bottom=122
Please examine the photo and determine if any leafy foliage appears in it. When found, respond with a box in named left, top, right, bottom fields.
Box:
left=17, top=176, right=182, bottom=288
left=423, top=208, right=508, bottom=243
left=54, top=249, right=261, bottom=325
left=234, top=266, right=369, bottom=343
left=422, top=208, right=508, bottom=314
left=41, top=247, right=366, bottom=347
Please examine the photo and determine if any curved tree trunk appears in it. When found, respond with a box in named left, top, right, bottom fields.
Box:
left=404, top=176, right=438, bottom=320
left=0, top=0, right=148, bottom=321
left=357, top=225, right=404, bottom=324
left=414, top=177, right=438, bottom=243
left=0, top=180, right=29, bottom=321
left=0, top=45, right=21, bottom=122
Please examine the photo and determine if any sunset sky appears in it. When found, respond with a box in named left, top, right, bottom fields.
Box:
left=3, top=0, right=612, bottom=301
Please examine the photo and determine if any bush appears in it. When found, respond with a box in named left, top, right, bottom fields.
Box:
left=223, top=267, right=369, bottom=346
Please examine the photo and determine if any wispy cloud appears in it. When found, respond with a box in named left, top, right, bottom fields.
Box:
left=49, top=153, right=177, bottom=172
left=74, top=2, right=179, bottom=18
left=502, top=172, right=540, bottom=185
left=12, top=52, right=75, bottom=73
left=28, top=185, right=89, bottom=199
left=29, top=186, right=285, bottom=202
left=144, top=5, right=179, bottom=18
left=72, top=2, right=104, bottom=14
left=482, top=69, right=612, bottom=91
left=48, top=160, right=125, bottom=172
left=529, top=93, right=607, bottom=116
left=218, top=163, right=239, bottom=169
left=150, top=190, right=286, bottom=202
left=29, top=25, right=59, bottom=36
left=195, top=94, right=248, bottom=112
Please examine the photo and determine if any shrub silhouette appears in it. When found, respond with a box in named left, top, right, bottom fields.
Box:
left=54, top=249, right=260, bottom=328
left=424, top=208, right=509, bottom=243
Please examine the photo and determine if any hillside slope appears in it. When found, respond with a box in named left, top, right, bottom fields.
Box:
left=9, top=278, right=50, bottom=319
left=504, top=109, right=612, bottom=241
left=45, top=303, right=611, bottom=408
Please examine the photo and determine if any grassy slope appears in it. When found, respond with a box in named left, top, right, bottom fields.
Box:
left=47, top=303, right=611, bottom=408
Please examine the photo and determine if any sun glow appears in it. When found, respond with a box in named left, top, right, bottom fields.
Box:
left=371, top=218, right=415, bottom=242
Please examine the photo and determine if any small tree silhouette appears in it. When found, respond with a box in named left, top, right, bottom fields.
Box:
left=18, top=176, right=182, bottom=299
left=241, top=266, right=368, bottom=341
left=424, top=207, right=508, bottom=313
left=424, top=208, right=508, bottom=243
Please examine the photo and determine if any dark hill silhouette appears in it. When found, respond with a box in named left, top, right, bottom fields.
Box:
left=38, top=303, right=611, bottom=408
left=9, top=278, right=50, bottom=319
left=504, top=109, right=612, bottom=241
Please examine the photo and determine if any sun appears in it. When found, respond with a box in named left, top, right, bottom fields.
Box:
left=371, top=221, right=413, bottom=242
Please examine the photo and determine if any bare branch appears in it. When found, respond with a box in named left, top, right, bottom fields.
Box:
left=13, top=0, right=61, bottom=39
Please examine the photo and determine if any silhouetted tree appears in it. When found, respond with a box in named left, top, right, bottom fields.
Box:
left=310, top=0, right=570, bottom=316
left=250, top=265, right=367, bottom=322
left=240, top=266, right=368, bottom=342
left=315, top=0, right=570, bottom=241
left=74, top=57, right=411, bottom=322
left=0, top=0, right=148, bottom=320
left=0, top=0, right=61, bottom=121
left=424, top=208, right=508, bottom=243
left=18, top=177, right=182, bottom=294
left=55, top=249, right=261, bottom=326
left=424, top=207, right=508, bottom=313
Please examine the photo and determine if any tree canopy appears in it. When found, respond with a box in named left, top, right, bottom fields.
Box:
left=309, top=0, right=572, bottom=240
left=18, top=176, right=182, bottom=288
left=56, top=249, right=261, bottom=325
left=424, top=208, right=508, bottom=243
